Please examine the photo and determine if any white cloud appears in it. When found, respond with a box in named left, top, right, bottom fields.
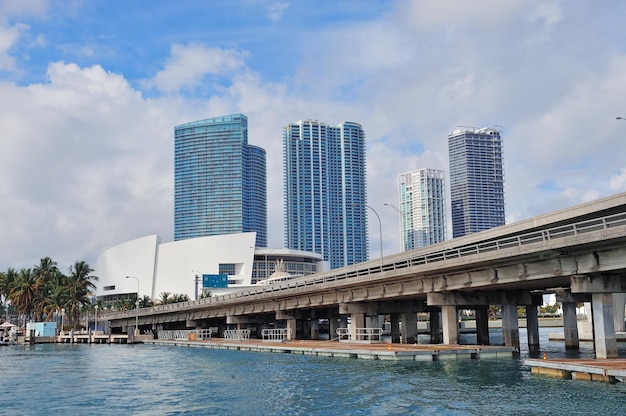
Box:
left=146, top=44, right=248, bottom=94
left=267, top=2, right=289, bottom=22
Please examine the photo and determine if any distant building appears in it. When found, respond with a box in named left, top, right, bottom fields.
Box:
left=448, top=126, right=505, bottom=238
left=283, top=120, right=367, bottom=269
left=94, top=234, right=326, bottom=301
left=174, top=114, right=267, bottom=247
left=397, top=168, right=446, bottom=250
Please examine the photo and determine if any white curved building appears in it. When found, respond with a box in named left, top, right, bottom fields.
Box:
left=95, top=233, right=326, bottom=302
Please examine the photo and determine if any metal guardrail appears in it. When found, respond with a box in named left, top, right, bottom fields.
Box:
left=113, top=211, right=626, bottom=319
left=157, top=329, right=212, bottom=341
left=261, top=328, right=292, bottom=341
left=223, top=329, right=250, bottom=341
left=337, top=327, right=383, bottom=343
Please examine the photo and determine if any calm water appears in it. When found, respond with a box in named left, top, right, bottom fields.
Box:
left=1, top=329, right=625, bottom=415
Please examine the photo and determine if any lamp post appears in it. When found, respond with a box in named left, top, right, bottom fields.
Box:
left=126, top=276, right=140, bottom=335
left=192, top=270, right=201, bottom=300
left=60, top=308, right=64, bottom=334
left=384, top=203, right=403, bottom=252
left=355, top=203, right=383, bottom=267
left=94, top=305, right=98, bottom=332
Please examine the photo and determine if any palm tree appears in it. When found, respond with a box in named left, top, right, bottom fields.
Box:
left=138, top=295, right=154, bottom=308
left=8, top=268, right=41, bottom=320
left=158, top=292, right=171, bottom=305
left=66, top=261, right=98, bottom=325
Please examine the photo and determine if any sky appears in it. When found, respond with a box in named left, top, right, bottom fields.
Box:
left=1, top=0, right=626, bottom=273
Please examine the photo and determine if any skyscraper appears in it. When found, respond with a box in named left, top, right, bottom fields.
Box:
left=398, top=168, right=446, bottom=250
left=448, top=126, right=505, bottom=238
left=283, top=120, right=367, bottom=269
left=174, top=114, right=267, bottom=247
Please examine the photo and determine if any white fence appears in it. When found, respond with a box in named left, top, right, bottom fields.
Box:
left=157, top=329, right=212, bottom=341
left=336, top=327, right=383, bottom=343
left=223, top=329, right=251, bottom=341
left=261, top=328, right=291, bottom=342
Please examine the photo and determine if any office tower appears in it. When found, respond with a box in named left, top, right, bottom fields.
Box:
left=398, top=168, right=446, bottom=250
left=448, top=126, right=505, bottom=238
left=283, top=120, right=367, bottom=269
left=174, top=114, right=267, bottom=246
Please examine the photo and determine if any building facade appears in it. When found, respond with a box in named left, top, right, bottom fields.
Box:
left=283, top=120, right=367, bottom=269
left=94, top=233, right=325, bottom=301
left=398, top=168, right=446, bottom=250
left=174, top=114, right=267, bottom=247
left=448, top=126, right=505, bottom=238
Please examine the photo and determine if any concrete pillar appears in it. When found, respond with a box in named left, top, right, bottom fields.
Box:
left=351, top=313, right=365, bottom=340
left=441, top=305, right=458, bottom=345
left=328, top=309, right=339, bottom=340
left=475, top=306, right=490, bottom=346
left=403, top=313, right=417, bottom=344
left=310, top=319, right=319, bottom=340
left=562, top=301, right=580, bottom=350
left=501, top=304, right=520, bottom=350
left=286, top=318, right=297, bottom=341
left=613, top=293, right=626, bottom=332
left=525, top=304, right=540, bottom=349
left=390, top=313, right=401, bottom=343
left=429, top=309, right=441, bottom=344
left=592, top=293, right=617, bottom=359
left=339, top=315, right=348, bottom=330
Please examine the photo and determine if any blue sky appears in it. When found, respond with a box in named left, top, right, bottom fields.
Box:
left=1, top=0, right=626, bottom=272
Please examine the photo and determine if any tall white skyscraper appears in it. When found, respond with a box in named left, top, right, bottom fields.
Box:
left=283, top=120, right=367, bottom=269
left=397, top=168, right=446, bottom=250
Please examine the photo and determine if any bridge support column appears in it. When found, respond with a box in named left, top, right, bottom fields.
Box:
left=390, top=314, right=400, bottom=343
left=613, top=293, right=626, bottom=332
left=441, top=306, right=458, bottom=345
left=501, top=304, right=520, bottom=350
left=429, top=308, right=441, bottom=344
left=310, top=319, right=319, bottom=340
left=403, top=313, right=417, bottom=344
left=525, top=304, right=540, bottom=349
left=350, top=313, right=365, bottom=340
left=286, top=318, right=296, bottom=341
left=562, top=301, right=580, bottom=350
left=475, top=306, right=490, bottom=346
left=339, top=315, right=348, bottom=331
left=592, top=293, right=617, bottom=359
left=328, top=309, right=339, bottom=340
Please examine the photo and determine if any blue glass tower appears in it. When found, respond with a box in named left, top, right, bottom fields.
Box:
left=174, top=114, right=267, bottom=247
left=283, top=120, right=367, bottom=269
left=448, top=127, right=505, bottom=238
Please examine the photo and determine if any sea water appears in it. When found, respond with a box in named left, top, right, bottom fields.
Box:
left=1, top=328, right=624, bottom=415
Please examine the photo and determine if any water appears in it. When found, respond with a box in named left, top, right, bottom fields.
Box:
left=1, top=329, right=625, bottom=415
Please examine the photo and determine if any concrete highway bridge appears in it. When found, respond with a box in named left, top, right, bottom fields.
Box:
left=105, top=192, right=626, bottom=358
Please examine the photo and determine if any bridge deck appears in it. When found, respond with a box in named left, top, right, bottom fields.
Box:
left=143, top=338, right=515, bottom=361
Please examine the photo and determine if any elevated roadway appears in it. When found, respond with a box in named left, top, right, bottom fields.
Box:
left=106, top=192, right=626, bottom=358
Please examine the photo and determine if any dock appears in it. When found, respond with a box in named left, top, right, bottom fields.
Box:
left=143, top=338, right=516, bottom=361
left=524, top=358, right=626, bottom=383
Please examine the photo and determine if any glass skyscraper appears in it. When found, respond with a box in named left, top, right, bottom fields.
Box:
left=398, top=168, right=446, bottom=250
left=174, top=114, right=267, bottom=247
left=448, top=126, right=505, bottom=238
left=283, top=120, right=367, bottom=269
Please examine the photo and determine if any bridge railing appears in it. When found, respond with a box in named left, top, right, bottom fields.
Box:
left=111, top=211, right=626, bottom=319
left=261, top=328, right=291, bottom=342
left=223, top=329, right=251, bottom=341
left=336, top=327, right=383, bottom=343
left=157, top=329, right=212, bottom=341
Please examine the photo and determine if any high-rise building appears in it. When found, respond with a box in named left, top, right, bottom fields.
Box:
left=397, top=168, right=446, bottom=250
left=174, top=114, right=267, bottom=246
left=448, top=126, right=505, bottom=238
left=283, top=120, right=367, bottom=269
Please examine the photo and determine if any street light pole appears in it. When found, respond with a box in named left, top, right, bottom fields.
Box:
left=126, top=276, right=140, bottom=335
left=94, top=305, right=98, bottom=333
left=60, top=308, right=64, bottom=334
left=192, top=270, right=201, bottom=300
left=384, top=203, right=403, bottom=252
left=355, top=203, right=383, bottom=267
